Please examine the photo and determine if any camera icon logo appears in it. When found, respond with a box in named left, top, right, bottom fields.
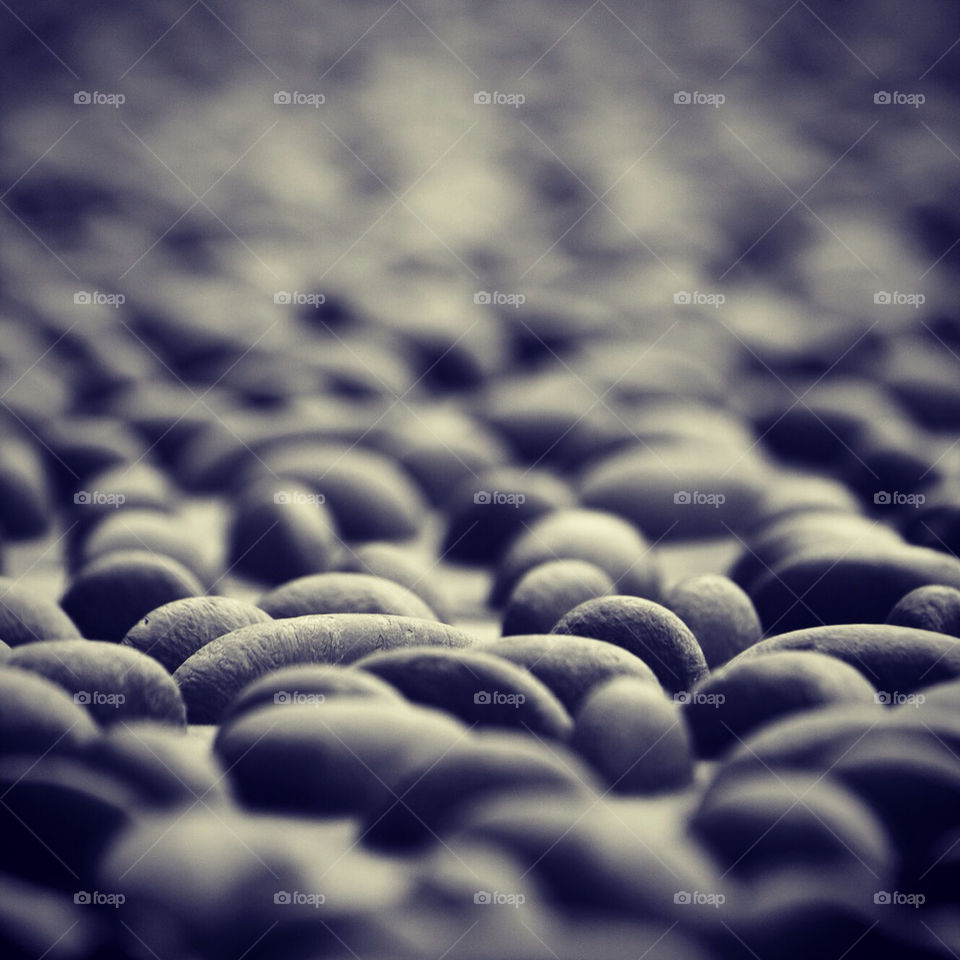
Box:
left=673, top=692, right=693, bottom=705
left=874, top=491, right=892, bottom=505
left=474, top=691, right=491, bottom=705
left=674, top=91, right=692, bottom=104
left=273, top=491, right=292, bottom=504
left=674, top=891, right=692, bottom=904
left=474, top=91, right=492, bottom=105
left=274, top=291, right=292, bottom=304
left=474, top=891, right=492, bottom=904
left=274, top=91, right=292, bottom=105
left=274, top=891, right=292, bottom=904
left=74, top=291, right=92, bottom=305
left=874, top=891, right=891, bottom=905
left=473, top=491, right=491, bottom=505
left=274, top=691, right=291, bottom=704
left=874, top=91, right=892, bottom=104
left=874, top=291, right=892, bottom=305
left=74, top=691, right=91, bottom=705
left=674, top=491, right=691, bottom=504
left=474, top=291, right=492, bottom=305
left=74, top=891, right=92, bottom=904
left=74, top=91, right=92, bottom=105
left=673, top=291, right=692, bottom=304
left=73, top=491, right=92, bottom=505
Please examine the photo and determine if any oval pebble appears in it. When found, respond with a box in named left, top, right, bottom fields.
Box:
left=0, top=577, right=81, bottom=646
left=173, top=614, right=476, bottom=723
left=571, top=677, right=694, bottom=793
left=254, top=441, right=427, bottom=541
left=60, top=550, right=205, bottom=641
left=552, top=596, right=707, bottom=695
left=683, top=651, right=878, bottom=758
left=122, top=596, right=272, bottom=672
left=692, top=772, right=894, bottom=884
left=502, top=559, right=616, bottom=636
left=475, top=634, right=661, bottom=714
left=663, top=574, right=762, bottom=668
left=224, top=663, right=404, bottom=721
left=887, top=584, right=960, bottom=638
left=83, top=721, right=228, bottom=808
left=337, top=542, right=454, bottom=622
left=0, top=667, right=100, bottom=757
left=72, top=510, right=219, bottom=588
left=440, top=467, right=575, bottom=563
left=258, top=572, right=437, bottom=620
left=749, top=545, right=960, bottom=633
left=353, top=647, right=572, bottom=738
left=215, top=701, right=467, bottom=816
left=226, top=477, right=340, bottom=585
left=8, top=639, right=187, bottom=727
left=0, top=437, right=52, bottom=540
left=452, top=791, right=720, bottom=919
left=579, top=443, right=771, bottom=540
left=99, top=808, right=406, bottom=959
left=361, top=731, right=596, bottom=849
left=491, top=508, right=660, bottom=606
left=730, top=623, right=960, bottom=693
left=0, top=755, right=135, bottom=889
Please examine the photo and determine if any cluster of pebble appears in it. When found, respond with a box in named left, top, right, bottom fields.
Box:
left=3, top=1, right=960, bottom=958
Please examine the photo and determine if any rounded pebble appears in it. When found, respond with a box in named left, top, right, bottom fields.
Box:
left=258, top=572, right=438, bottom=620
left=354, top=647, right=573, bottom=738
left=226, top=477, right=341, bottom=585
left=552, top=596, right=708, bottom=695
left=60, top=550, right=205, bottom=641
left=887, top=584, right=960, bottom=637
left=502, top=559, right=615, bottom=636
left=663, top=574, right=762, bottom=668
left=224, top=663, right=404, bottom=721
left=476, top=634, right=662, bottom=713
left=173, top=614, right=476, bottom=723
left=9, top=639, right=187, bottom=727
left=491, top=508, right=660, bottom=606
left=0, top=577, right=81, bottom=647
left=683, top=650, right=878, bottom=758
left=122, top=596, right=272, bottom=672
left=571, top=677, right=694, bottom=793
